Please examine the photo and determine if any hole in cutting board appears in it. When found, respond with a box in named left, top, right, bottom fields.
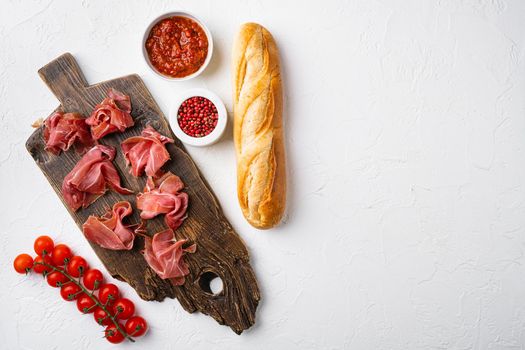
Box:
left=199, top=271, right=224, bottom=296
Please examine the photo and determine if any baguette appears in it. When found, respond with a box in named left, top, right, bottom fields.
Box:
left=232, top=23, right=286, bottom=229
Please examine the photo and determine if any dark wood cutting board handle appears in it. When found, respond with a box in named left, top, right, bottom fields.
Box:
left=38, top=53, right=89, bottom=110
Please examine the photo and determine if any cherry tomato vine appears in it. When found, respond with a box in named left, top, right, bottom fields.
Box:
left=13, top=236, right=148, bottom=344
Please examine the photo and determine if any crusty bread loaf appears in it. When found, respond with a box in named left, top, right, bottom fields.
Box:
left=232, top=23, right=286, bottom=229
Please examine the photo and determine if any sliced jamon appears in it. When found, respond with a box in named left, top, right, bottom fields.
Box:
left=62, top=145, right=133, bottom=211
left=44, top=112, right=93, bottom=155
left=142, top=228, right=196, bottom=285
left=83, top=201, right=139, bottom=250
left=121, top=125, right=174, bottom=177
left=86, top=88, right=134, bottom=140
left=136, top=172, right=189, bottom=230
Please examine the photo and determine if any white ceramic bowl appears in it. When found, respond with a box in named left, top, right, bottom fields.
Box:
left=142, top=11, right=213, bottom=81
left=169, top=88, right=227, bottom=147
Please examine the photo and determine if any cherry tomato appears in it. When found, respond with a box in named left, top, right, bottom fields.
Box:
left=33, top=255, right=53, bottom=274
left=51, top=244, right=73, bottom=266
left=125, top=316, right=148, bottom=337
left=46, top=271, right=68, bottom=287
left=105, top=324, right=125, bottom=344
left=13, top=254, right=34, bottom=274
left=83, top=269, right=104, bottom=290
left=112, top=298, right=135, bottom=320
left=60, top=283, right=82, bottom=301
left=33, top=235, right=54, bottom=256
left=98, top=283, right=120, bottom=306
left=66, top=256, right=89, bottom=278
left=76, top=294, right=96, bottom=313
left=94, top=307, right=114, bottom=326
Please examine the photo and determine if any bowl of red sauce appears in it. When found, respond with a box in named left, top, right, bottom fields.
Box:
left=169, top=88, right=227, bottom=147
left=143, top=12, right=213, bottom=81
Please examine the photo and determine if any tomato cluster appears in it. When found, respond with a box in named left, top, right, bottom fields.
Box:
left=13, top=236, right=148, bottom=344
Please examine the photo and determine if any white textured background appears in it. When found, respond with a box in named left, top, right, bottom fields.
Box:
left=1, top=0, right=525, bottom=349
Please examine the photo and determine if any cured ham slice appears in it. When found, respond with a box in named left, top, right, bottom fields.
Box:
left=136, top=172, right=189, bottom=230
left=121, top=125, right=174, bottom=177
left=62, top=145, right=133, bottom=211
left=86, top=88, right=134, bottom=140
left=83, top=201, right=138, bottom=250
left=44, top=112, right=93, bottom=155
left=142, top=228, right=196, bottom=285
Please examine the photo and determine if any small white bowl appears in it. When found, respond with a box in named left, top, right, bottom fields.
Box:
left=142, top=11, right=213, bottom=81
left=169, top=88, right=227, bottom=147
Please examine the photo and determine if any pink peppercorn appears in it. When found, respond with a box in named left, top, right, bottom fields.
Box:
left=177, top=96, right=218, bottom=137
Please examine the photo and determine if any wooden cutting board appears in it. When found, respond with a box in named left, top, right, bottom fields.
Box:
left=25, top=53, right=259, bottom=334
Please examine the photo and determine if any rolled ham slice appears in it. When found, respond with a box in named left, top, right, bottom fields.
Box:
left=136, top=172, right=189, bottom=230
left=43, top=112, right=93, bottom=155
left=83, top=201, right=138, bottom=250
left=121, top=125, right=174, bottom=177
left=86, top=88, right=134, bottom=140
left=142, top=228, right=196, bottom=285
left=62, top=145, right=133, bottom=211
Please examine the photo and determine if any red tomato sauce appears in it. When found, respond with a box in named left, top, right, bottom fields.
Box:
left=145, top=16, right=209, bottom=78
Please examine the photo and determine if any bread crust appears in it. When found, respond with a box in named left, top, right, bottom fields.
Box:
left=232, top=23, right=286, bottom=229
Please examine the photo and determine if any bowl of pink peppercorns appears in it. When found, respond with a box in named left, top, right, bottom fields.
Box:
left=169, top=88, right=227, bottom=147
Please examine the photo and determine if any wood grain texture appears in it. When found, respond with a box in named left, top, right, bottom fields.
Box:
left=25, top=53, right=260, bottom=334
